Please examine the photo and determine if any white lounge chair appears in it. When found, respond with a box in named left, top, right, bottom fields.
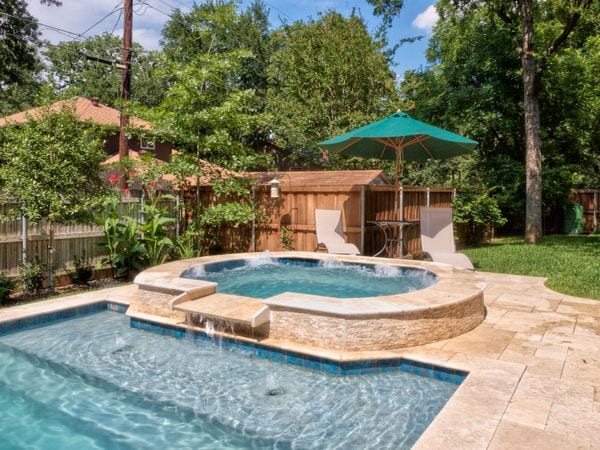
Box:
left=315, top=209, right=360, bottom=255
left=419, top=207, right=474, bottom=270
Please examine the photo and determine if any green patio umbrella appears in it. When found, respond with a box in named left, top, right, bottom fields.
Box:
left=319, top=111, right=477, bottom=216
left=319, top=112, right=477, bottom=256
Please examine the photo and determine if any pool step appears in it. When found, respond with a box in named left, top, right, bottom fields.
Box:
left=174, top=294, right=270, bottom=329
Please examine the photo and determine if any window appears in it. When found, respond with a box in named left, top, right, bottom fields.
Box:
left=140, top=136, right=156, bottom=150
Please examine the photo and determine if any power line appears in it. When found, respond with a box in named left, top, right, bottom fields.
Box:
left=134, top=0, right=171, bottom=18
left=71, top=4, right=123, bottom=41
left=110, top=9, right=124, bottom=34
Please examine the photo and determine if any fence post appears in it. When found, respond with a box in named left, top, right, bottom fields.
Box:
left=21, top=213, right=27, bottom=264
left=594, top=189, right=598, bottom=232
left=251, top=185, right=256, bottom=252
left=360, top=185, right=366, bottom=254
left=175, top=193, right=180, bottom=237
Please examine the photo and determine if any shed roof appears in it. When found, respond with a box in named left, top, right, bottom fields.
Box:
left=0, top=97, right=151, bottom=129
left=245, top=170, right=391, bottom=187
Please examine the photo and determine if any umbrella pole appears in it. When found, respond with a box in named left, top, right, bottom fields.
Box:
left=394, top=147, right=405, bottom=257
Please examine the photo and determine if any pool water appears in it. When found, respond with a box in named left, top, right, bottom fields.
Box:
left=0, top=311, right=459, bottom=449
left=182, top=256, right=438, bottom=298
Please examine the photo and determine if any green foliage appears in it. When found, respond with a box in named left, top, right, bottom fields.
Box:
left=67, top=253, right=94, bottom=286
left=162, top=0, right=271, bottom=99
left=0, top=106, right=107, bottom=224
left=399, top=0, right=599, bottom=233
left=140, top=202, right=175, bottom=266
left=453, top=192, right=507, bottom=245
left=97, top=196, right=148, bottom=279
left=0, top=0, right=46, bottom=115
left=266, top=11, right=401, bottom=162
left=174, top=223, right=204, bottom=259
left=154, top=2, right=272, bottom=170
left=18, top=257, right=46, bottom=295
left=43, top=33, right=168, bottom=107
left=201, top=203, right=255, bottom=228
left=462, top=236, right=600, bottom=300
left=279, top=226, right=296, bottom=251
left=97, top=193, right=178, bottom=278
left=0, top=273, right=13, bottom=305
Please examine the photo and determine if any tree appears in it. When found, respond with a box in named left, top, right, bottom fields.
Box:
left=266, top=11, right=401, bottom=162
left=161, top=0, right=272, bottom=148
left=0, top=0, right=62, bottom=114
left=43, top=33, right=168, bottom=107
left=515, top=0, right=594, bottom=242
left=1, top=0, right=38, bottom=114
left=0, top=107, right=107, bottom=291
left=398, top=0, right=598, bottom=234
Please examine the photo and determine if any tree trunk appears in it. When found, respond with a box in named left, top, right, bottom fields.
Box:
left=519, top=0, right=543, bottom=243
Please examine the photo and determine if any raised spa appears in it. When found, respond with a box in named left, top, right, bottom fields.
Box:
left=132, top=252, right=487, bottom=351
left=181, top=256, right=438, bottom=299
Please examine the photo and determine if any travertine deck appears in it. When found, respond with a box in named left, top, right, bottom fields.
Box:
left=1, top=270, right=599, bottom=448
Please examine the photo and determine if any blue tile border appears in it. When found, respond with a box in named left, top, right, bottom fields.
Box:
left=130, top=317, right=468, bottom=385
left=1, top=304, right=467, bottom=385
left=0, top=301, right=127, bottom=336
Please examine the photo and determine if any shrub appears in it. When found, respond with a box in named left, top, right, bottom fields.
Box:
left=279, top=226, right=297, bottom=250
left=453, top=192, right=507, bottom=246
left=67, top=253, right=94, bottom=286
left=18, top=258, right=46, bottom=295
left=0, top=273, right=13, bottom=305
left=97, top=196, right=148, bottom=279
left=173, top=223, right=204, bottom=259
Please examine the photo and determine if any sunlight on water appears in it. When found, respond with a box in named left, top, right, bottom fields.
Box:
left=0, top=312, right=460, bottom=449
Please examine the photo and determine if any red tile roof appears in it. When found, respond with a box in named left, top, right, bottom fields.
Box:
left=0, top=97, right=151, bottom=129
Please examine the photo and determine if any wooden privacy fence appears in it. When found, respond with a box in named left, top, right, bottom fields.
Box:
left=1, top=184, right=455, bottom=276
left=0, top=198, right=177, bottom=276
left=250, top=184, right=455, bottom=256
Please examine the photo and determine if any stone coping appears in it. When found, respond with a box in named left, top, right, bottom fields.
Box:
left=134, top=251, right=486, bottom=318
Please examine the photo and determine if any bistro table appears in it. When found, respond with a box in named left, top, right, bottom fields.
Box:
left=368, top=220, right=419, bottom=258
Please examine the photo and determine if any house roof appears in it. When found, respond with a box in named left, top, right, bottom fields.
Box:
left=0, top=97, right=152, bottom=129
left=245, top=170, right=391, bottom=187
left=102, top=150, right=238, bottom=187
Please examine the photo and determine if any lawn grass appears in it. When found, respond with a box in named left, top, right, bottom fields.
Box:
left=461, top=235, right=600, bottom=300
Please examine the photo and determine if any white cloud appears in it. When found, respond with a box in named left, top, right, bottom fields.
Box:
left=412, top=4, right=439, bottom=32
left=132, top=27, right=163, bottom=51
left=27, top=0, right=168, bottom=49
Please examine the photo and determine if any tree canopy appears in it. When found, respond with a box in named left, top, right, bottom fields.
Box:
left=266, top=11, right=401, bottom=161
left=44, top=33, right=168, bottom=108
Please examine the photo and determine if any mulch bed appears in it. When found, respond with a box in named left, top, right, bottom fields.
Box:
left=1, top=278, right=124, bottom=309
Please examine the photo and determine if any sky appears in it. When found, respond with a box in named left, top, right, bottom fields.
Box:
left=27, top=0, right=439, bottom=78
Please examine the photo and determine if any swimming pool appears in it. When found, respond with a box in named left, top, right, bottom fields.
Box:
left=0, top=308, right=464, bottom=449
left=181, top=256, right=438, bottom=298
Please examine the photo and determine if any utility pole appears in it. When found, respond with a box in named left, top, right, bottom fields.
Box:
left=118, top=0, right=133, bottom=191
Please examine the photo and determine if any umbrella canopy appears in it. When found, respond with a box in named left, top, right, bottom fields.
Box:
left=319, top=112, right=477, bottom=164
left=319, top=112, right=478, bottom=254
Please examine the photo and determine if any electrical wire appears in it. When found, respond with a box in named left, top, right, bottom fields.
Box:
left=71, top=3, right=123, bottom=41
left=110, top=9, right=124, bottom=35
